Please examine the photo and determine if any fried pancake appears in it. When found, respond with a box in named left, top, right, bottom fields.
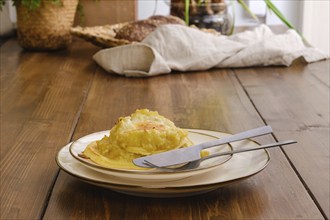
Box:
left=82, top=109, right=193, bottom=169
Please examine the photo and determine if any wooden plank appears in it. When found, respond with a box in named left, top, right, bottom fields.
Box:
left=74, top=0, right=136, bottom=26
left=306, top=59, right=330, bottom=87
left=0, top=41, right=99, bottom=219
left=234, top=59, right=329, bottom=218
left=0, top=40, right=28, bottom=155
left=44, top=68, right=323, bottom=219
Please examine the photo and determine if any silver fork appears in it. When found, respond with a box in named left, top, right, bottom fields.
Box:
left=144, top=140, right=297, bottom=172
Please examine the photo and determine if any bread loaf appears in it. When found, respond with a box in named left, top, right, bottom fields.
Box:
left=115, top=15, right=185, bottom=42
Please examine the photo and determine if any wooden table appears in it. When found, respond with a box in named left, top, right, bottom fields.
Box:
left=1, top=38, right=329, bottom=220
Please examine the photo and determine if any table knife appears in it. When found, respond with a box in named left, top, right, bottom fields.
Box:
left=133, top=125, right=273, bottom=168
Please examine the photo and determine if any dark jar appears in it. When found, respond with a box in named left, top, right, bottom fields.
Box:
left=171, top=2, right=234, bottom=35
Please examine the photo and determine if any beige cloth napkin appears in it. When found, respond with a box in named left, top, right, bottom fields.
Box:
left=93, top=24, right=328, bottom=77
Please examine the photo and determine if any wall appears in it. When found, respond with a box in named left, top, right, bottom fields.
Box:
left=301, top=0, right=329, bottom=55
left=0, top=3, right=16, bottom=36
left=74, top=0, right=136, bottom=26
left=138, top=0, right=170, bottom=19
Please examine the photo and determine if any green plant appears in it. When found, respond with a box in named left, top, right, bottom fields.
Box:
left=0, top=0, right=90, bottom=25
left=0, top=0, right=62, bottom=11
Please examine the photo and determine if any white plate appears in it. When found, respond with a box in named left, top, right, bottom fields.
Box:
left=57, top=129, right=270, bottom=197
left=69, top=129, right=233, bottom=182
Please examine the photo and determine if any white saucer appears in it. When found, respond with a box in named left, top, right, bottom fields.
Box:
left=69, top=129, right=233, bottom=182
left=57, top=129, right=270, bottom=197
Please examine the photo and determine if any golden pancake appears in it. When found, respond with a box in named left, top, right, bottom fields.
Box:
left=81, top=109, right=193, bottom=169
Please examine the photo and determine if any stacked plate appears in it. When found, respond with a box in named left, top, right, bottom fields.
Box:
left=56, top=129, right=270, bottom=197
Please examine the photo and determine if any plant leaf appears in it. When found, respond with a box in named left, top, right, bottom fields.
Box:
left=237, top=0, right=259, bottom=22
left=185, top=0, right=190, bottom=25
left=264, top=0, right=295, bottom=29
left=264, top=0, right=307, bottom=43
left=228, top=0, right=235, bottom=35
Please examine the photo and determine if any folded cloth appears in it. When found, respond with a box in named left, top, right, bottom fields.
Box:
left=93, top=24, right=328, bottom=77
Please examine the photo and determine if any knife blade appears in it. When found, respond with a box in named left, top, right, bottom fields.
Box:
left=133, top=125, right=273, bottom=168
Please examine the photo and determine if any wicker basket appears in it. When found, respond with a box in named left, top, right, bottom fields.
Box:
left=70, top=22, right=133, bottom=48
left=16, top=0, right=78, bottom=51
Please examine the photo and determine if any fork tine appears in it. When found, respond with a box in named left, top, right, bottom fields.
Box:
left=143, top=160, right=160, bottom=168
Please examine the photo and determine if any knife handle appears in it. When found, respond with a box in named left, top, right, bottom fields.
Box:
left=198, top=125, right=273, bottom=150
left=201, top=140, right=297, bottom=161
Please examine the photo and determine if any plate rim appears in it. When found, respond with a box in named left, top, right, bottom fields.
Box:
left=56, top=144, right=270, bottom=194
left=57, top=128, right=271, bottom=192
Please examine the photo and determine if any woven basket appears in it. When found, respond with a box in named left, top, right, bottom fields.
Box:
left=16, top=0, right=78, bottom=51
left=70, top=23, right=133, bottom=48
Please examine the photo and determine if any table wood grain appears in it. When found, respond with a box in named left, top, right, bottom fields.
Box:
left=1, top=38, right=329, bottom=220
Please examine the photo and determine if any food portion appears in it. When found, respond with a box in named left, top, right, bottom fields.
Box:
left=81, top=109, right=193, bottom=169
left=114, top=15, right=185, bottom=42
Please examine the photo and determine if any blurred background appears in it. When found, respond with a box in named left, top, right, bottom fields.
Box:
left=138, top=0, right=329, bottom=55
left=1, top=0, right=329, bottom=55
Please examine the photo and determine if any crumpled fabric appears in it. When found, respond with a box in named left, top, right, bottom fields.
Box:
left=93, top=24, right=328, bottom=77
